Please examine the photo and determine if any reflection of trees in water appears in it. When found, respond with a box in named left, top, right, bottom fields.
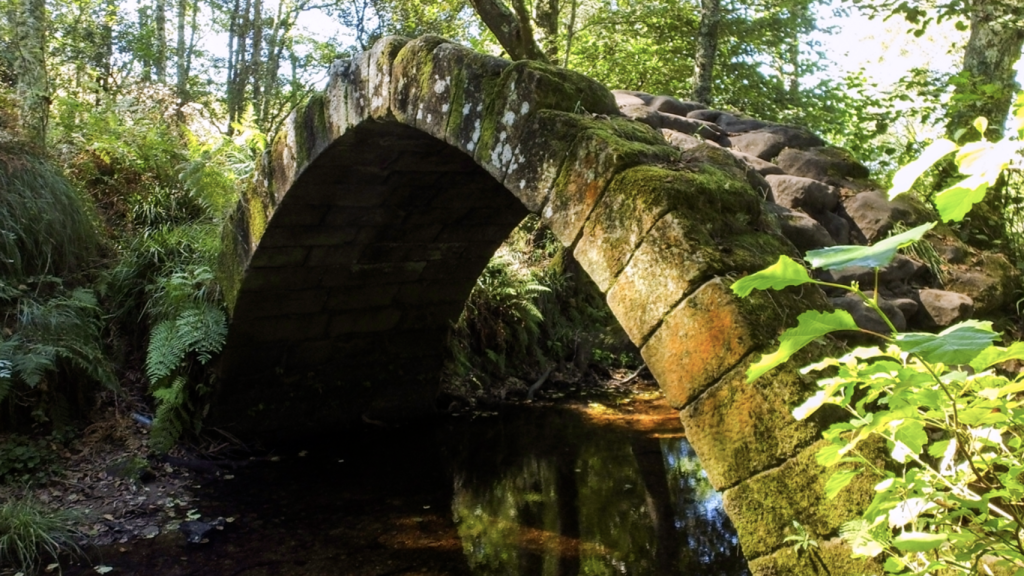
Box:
left=449, top=412, right=748, bottom=575
left=663, top=438, right=748, bottom=575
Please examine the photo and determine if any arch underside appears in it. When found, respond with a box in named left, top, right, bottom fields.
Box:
left=216, top=121, right=528, bottom=434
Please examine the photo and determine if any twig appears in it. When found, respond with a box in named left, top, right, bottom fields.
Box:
left=614, top=364, right=647, bottom=386
left=527, top=367, right=553, bottom=400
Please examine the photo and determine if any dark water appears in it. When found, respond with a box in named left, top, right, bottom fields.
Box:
left=67, top=405, right=748, bottom=575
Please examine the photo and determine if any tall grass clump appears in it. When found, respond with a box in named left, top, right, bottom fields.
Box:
left=0, top=495, right=80, bottom=573
left=0, top=142, right=98, bottom=279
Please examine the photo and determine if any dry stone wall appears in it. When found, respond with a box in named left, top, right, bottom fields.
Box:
left=614, top=89, right=1019, bottom=335
left=211, top=35, right=1017, bottom=575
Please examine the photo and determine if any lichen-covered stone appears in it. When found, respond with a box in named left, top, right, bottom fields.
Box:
left=723, top=437, right=885, bottom=561
left=543, top=122, right=678, bottom=247
left=474, top=59, right=618, bottom=183
left=574, top=153, right=762, bottom=291
left=389, top=36, right=455, bottom=139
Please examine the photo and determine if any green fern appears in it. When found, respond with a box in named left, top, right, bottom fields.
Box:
left=144, top=290, right=227, bottom=452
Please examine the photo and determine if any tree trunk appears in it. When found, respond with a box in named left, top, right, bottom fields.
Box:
left=155, top=0, right=167, bottom=82
left=249, top=0, right=263, bottom=113
left=533, top=0, right=559, bottom=61
left=98, top=0, right=117, bottom=94
left=175, top=0, right=187, bottom=102
left=945, top=0, right=1024, bottom=143
left=691, top=0, right=722, bottom=105
left=13, top=0, right=48, bottom=145
left=468, top=0, right=549, bottom=62
left=562, top=0, right=577, bottom=68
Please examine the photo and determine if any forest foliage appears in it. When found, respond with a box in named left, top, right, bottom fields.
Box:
left=0, top=0, right=1020, bottom=520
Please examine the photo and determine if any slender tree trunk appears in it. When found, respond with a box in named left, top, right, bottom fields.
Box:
left=138, top=6, right=152, bottom=81
left=98, top=0, right=117, bottom=94
left=786, top=3, right=805, bottom=102
left=562, top=0, right=577, bottom=68
left=691, top=0, right=722, bottom=105
left=249, top=0, right=263, bottom=113
left=13, top=0, right=48, bottom=145
left=154, top=0, right=167, bottom=82
left=945, top=0, right=1024, bottom=144
left=175, top=0, right=187, bottom=102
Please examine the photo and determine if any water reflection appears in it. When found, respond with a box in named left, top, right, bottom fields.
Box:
left=450, top=410, right=748, bottom=576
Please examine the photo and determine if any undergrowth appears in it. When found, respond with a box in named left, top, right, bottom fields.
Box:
left=443, top=215, right=639, bottom=398
left=0, top=495, right=80, bottom=573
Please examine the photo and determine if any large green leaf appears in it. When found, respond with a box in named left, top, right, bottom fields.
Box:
left=970, top=342, right=1024, bottom=371
left=892, top=531, right=948, bottom=552
left=730, top=255, right=812, bottom=297
left=896, top=321, right=998, bottom=365
left=805, top=223, right=935, bottom=271
left=746, top=310, right=859, bottom=382
left=934, top=175, right=988, bottom=223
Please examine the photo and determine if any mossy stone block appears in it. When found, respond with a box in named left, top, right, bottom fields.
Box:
left=640, top=278, right=763, bottom=411
left=442, top=46, right=510, bottom=163
left=723, top=437, right=884, bottom=560
left=390, top=36, right=455, bottom=140
left=543, top=131, right=676, bottom=248
left=362, top=35, right=410, bottom=120
left=474, top=60, right=620, bottom=184
left=606, top=211, right=722, bottom=345
left=748, top=537, right=882, bottom=576
left=678, top=340, right=839, bottom=489
left=575, top=158, right=767, bottom=292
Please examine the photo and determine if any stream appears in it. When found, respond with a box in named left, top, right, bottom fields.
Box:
left=65, top=402, right=749, bottom=575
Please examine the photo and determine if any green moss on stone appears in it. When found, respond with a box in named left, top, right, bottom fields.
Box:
left=722, top=436, right=887, bottom=560
left=748, top=537, right=882, bottom=576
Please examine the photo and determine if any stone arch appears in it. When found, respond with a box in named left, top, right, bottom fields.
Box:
left=213, top=35, right=876, bottom=572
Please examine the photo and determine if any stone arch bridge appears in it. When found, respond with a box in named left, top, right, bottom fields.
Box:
left=212, top=35, right=877, bottom=573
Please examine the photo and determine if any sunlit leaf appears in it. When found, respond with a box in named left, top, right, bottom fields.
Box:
left=805, top=223, right=935, bottom=270
left=888, top=138, right=957, bottom=199
left=825, top=469, right=860, bottom=499
left=793, top=390, right=829, bottom=421
left=893, top=420, right=928, bottom=458
left=970, top=342, right=1024, bottom=371
left=730, top=255, right=812, bottom=297
left=896, top=320, right=998, bottom=365
left=934, top=175, right=989, bottom=222
left=973, top=117, right=988, bottom=136
left=746, top=310, right=859, bottom=382
left=892, top=531, right=947, bottom=552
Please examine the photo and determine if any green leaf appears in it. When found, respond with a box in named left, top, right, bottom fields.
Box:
left=746, top=310, right=859, bottom=382
left=730, top=255, right=812, bottom=297
left=893, top=420, right=927, bottom=458
left=896, top=320, right=998, bottom=365
left=969, top=342, right=1024, bottom=371
left=934, top=175, right=989, bottom=222
left=825, top=469, right=860, bottom=500
left=892, top=531, right=948, bottom=552
left=884, top=557, right=905, bottom=573
left=805, top=223, right=935, bottom=270
left=888, top=138, right=957, bottom=199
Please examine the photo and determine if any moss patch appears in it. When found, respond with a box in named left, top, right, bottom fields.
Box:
left=722, top=436, right=886, bottom=560
left=748, top=537, right=882, bottom=576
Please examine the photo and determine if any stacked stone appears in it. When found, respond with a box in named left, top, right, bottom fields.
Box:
left=614, top=89, right=1018, bottom=334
